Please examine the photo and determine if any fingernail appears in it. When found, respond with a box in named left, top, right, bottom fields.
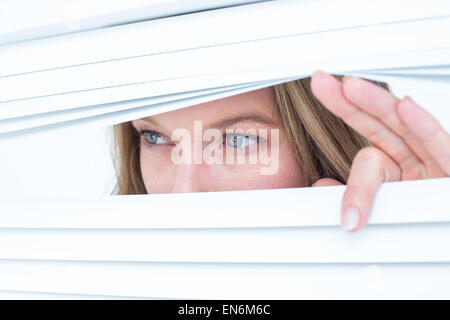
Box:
left=342, top=75, right=353, bottom=83
left=402, top=95, right=416, bottom=104
left=312, top=70, right=327, bottom=78
left=342, top=207, right=360, bottom=231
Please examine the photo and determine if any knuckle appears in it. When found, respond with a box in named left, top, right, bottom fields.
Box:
left=352, top=147, right=388, bottom=181
left=398, top=156, right=425, bottom=180
left=355, top=146, right=384, bottom=164
left=353, top=147, right=402, bottom=182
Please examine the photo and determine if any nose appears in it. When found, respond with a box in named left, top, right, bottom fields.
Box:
left=171, top=163, right=206, bottom=193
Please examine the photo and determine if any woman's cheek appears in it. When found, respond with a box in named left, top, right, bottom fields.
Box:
left=139, top=141, right=304, bottom=193
left=201, top=143, right=304, bottom=191
left=212, top=157, right=303, bottom=191
left=140, top=148, right=174, bottom=194
left=220, top=140, right=304, bottom=190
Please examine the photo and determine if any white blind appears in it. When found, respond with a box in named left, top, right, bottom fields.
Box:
left=0, top=0, right=449, bottom=299
left=0, top=0, right=266, bottom=45
left=1, top=0, right=450, bottom=136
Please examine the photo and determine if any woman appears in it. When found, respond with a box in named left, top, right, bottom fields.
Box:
left=113, top=71, right=450, bottom=232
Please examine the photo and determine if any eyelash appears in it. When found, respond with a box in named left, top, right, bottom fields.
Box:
left=133, top=123, right=167, bottom=147
left=224, top=130, right=265, bottom=148
left=134, top=124, right=267, bottom=149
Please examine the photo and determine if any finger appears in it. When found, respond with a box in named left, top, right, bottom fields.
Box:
left=341, top=76, right=444, bottom=178
left=312, top=178, right=344, bottom=187
left=397, top=96, right=450, bottom=175
left=341, top=147, right=401, bottom=232
left=311, top=71, right=421, bottom=179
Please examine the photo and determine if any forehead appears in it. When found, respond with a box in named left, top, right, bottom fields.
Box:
left=147, top=86, right=280, bottom=127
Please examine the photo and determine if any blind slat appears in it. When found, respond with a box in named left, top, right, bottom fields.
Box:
left=2, top=0, right=449, bottom=77
left=1, top=178, right=448, bottom=229
left=1, top=260, right=449, bottom=299
left=0, top=0, right=265, bottom=46
left=0, top=223, right=449, bottom=263
left=2, top=18, right=449, bottom=105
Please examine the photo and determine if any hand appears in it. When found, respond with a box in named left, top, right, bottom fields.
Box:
left=310, top=71, right=450, bottom=232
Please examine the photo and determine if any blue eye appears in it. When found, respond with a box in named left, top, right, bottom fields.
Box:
left=226, top=133, right=258, bottom=148
left=142, top=131, right=168, bottom=145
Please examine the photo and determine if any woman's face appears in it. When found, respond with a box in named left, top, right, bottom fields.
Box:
left=131, top=87, right=304, bottom=193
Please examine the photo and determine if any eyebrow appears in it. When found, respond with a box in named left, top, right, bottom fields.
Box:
left=138, top=114, right=280, bottom=131
left=205, top=114, right=279, bottom=130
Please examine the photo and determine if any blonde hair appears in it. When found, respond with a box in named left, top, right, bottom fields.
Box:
left=113, top=76, right=386, bottom=194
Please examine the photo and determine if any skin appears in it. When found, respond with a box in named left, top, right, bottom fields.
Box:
left=310, top=71, right=450, bottom=232
left=131, top=87, right=304, bottom=194
left=132, top=71, right=450, bottom=232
